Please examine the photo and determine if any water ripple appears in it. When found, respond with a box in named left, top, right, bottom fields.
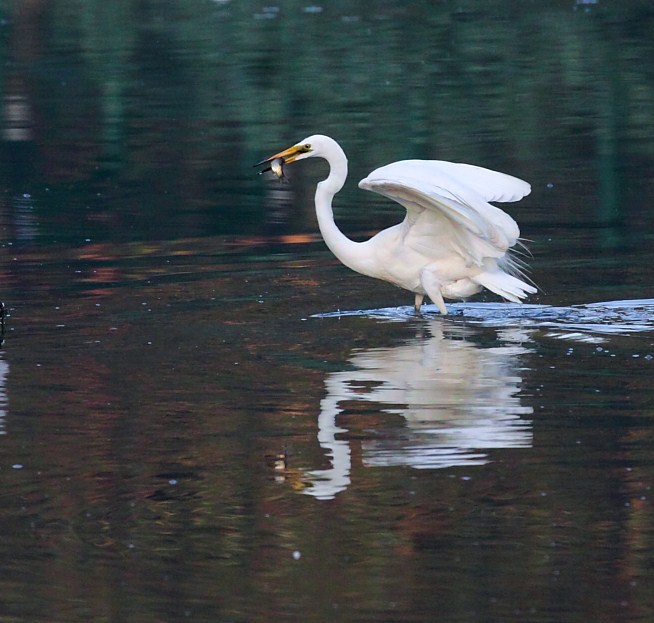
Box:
left=313, top=298, right=654, bottom=342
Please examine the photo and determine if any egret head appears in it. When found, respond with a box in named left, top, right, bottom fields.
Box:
left=256, top=135, right=346, bottom=168
left=256, top=135, right=348, bottom=188
left=256, top=138, right=315, bottom=171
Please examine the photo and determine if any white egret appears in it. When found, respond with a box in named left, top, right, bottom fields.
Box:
left=257, top=135, right=536, bottom=314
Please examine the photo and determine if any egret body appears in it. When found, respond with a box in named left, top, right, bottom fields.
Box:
left=258, top=135, right=535, bottom=314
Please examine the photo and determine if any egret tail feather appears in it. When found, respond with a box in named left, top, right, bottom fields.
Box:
left=472, top=271, right=537, bottom=303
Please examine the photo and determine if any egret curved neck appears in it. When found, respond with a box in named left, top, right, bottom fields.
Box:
left=314, top=161, right=368, bottom=275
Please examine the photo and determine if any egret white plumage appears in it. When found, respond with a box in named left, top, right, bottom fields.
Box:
left=257, top=134, right=536, bottom=314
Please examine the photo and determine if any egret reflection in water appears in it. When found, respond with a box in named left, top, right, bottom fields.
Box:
left=301, top=322, right=533, bottom=500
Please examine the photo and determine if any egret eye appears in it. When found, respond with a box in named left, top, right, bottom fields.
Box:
left=304, top=144, right=311, bottom=149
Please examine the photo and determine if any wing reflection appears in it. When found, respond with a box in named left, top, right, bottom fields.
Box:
left=303, top=323, right=533, bottom=500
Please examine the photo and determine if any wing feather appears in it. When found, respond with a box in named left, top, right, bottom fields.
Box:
left=359, top=159, right=530, bottom=265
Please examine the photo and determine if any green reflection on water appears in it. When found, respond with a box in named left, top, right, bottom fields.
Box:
left=1, top=1, right=653, bottom=243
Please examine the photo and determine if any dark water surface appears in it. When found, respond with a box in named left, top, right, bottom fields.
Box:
left=2, top=2, right=654, bottom=622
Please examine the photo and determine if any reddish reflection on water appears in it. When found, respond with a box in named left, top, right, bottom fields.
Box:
left=0, top=231, right=653, bottom=623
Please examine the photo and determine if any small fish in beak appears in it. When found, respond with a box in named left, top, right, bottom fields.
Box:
left=256, top=142, right=311, bottom=180
left=257, top=157, right=286, bottom=181
left=270, top=157, right=285, bottom=180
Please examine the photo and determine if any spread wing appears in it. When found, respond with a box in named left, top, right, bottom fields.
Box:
left=358, top=160, right=531, bottom=266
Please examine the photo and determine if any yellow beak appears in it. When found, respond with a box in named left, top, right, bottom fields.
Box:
left=255, top=143, right=312, bottom=168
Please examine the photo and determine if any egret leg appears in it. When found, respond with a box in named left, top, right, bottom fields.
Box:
left=430, top=290, right=448, bottom=315
left=420, top=271, right=448, bottom=315
left=414, top=293, right=424, bottom=312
